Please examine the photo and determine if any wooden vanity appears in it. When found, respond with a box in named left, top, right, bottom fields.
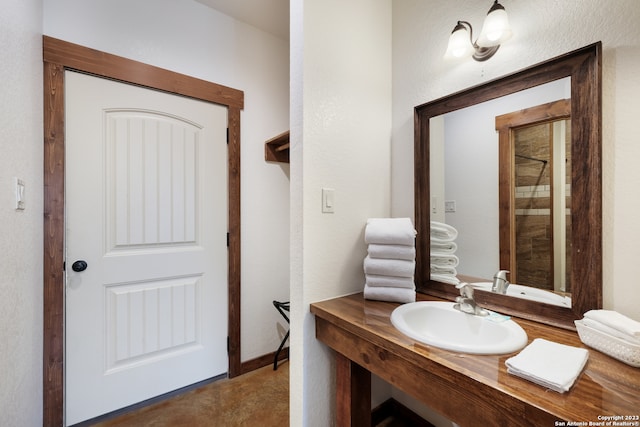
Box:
left=310, top=293, right=640, bottom=427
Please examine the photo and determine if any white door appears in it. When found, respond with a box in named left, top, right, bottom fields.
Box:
left=65, top=71, right=228, bottom=425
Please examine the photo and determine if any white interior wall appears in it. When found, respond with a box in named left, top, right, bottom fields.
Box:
left=290, top=0, right=392, bottom=424
left=0, top=1, right=44, bottom=426
left=392, top=1, right=640, bottom=425
left=42, top=0, right=290, bottom=364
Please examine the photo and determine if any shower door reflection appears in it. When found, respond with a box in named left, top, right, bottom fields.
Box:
left=496, top=100, right=571, bottom=293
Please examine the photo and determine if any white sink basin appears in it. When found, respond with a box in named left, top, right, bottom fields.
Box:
left=390, top=301, right=528, bottom=354
left=470, top=282, right=571, bottom=307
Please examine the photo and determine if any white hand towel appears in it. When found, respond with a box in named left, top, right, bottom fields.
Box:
left=583, top=309, right=640, bottom=339
left=430, top=241, right=458, bottom=254
left=364, top=256, right=415, bottom=278
left=365, top=274, right=415, bottom=289
left=505, top=338, right=589, bottom=393
left=430, top=274, right=461, bottom=285
left=365, top=218, right=417, bottom=246
left=364, top=284, right=416, bottom=303
left=430, top=254, right=459, bottom=267
left=368, top=244, right=416, bottom=261
left=581, top=318, right=640, bottom=345
left=430, top=221, right=458, bottom=242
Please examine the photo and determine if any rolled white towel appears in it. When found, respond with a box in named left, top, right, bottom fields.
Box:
left=430, top=265, right=457, bottom=276
left=364, top=284, right=416, bottom=303
left=366, top=274, right=415, bottom=289
left=430, top=241, right=458, bottom=254
left=431, top=236, right=457, bottom=244
left=583, top=309, right=640, bottom=339
left=430, top=274, right=461, bottom=285
left=430, top=254, right=459, bottom=268
left=368, top=244, right=416, bottom=261
left=430, top=221, right=458, bottom=242
left=365, top=218, right=417, bottom=246
left=505, top=338, right=589, bottom=393
left=364, top=256, right=415, bottom=278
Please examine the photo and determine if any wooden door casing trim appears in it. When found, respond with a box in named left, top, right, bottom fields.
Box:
left=43, top=36, right=243, bottom=427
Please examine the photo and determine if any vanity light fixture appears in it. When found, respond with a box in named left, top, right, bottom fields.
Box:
left=444, top=0, right=513, bottom=62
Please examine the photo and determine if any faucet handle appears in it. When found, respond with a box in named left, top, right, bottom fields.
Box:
left=494, top=270, right=509, bottom=281
left=456, top=282, right=473, bottom=298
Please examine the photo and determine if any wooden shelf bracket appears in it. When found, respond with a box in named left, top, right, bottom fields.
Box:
left=265, top=130, right=290, bottom=163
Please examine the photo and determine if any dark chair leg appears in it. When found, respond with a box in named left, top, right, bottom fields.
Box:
left=273, top=330, right=290, bottom=370
left=272, top=300, right=290, bottom=370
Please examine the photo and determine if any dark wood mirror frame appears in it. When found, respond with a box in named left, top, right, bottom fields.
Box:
left=414, top=42, right=602, bottom=330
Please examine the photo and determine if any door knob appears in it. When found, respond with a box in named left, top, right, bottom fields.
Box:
left=71, top=260, right=88, bottom=272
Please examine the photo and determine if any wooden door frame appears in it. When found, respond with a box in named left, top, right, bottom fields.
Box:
left=43, top=36, right=243, bottom=426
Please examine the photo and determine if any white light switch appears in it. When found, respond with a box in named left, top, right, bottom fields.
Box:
left=15, top=178, right=25, bottom=211
left=322, top=188, right=335, bottom=213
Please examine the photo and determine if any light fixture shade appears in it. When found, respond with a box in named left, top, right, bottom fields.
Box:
left=444, top=23, right=471, bottom=59
left=477, top=2, right=512, bottom=47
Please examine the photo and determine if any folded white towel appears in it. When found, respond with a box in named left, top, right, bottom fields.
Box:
left=430, top=265, right=457, bottom=276
left=430, top=274, right=461, bottom=285
left=365, top=218, right=417, bottom=246
left=430, top=241, right=458, bottom=254
left=505, top=338, right=589, bottom=393
left=430, top=254, right=459, bottom=268
left=365, top=274, right=415, bottom=289
left=583, top=309, right=640, bottom=339
left=581, top=318, right=640, bottom=345
left=364, top=256, right=415, bottom=278
left=368, top=244, right=416, bottom=261
left=364, top=284, right=416, bottom=303
left=430, top=221, right=458, bottom=242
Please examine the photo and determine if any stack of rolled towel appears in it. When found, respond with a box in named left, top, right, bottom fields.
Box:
left=363, top=218, right=416, bottom=303
left=430, top=221, right=460, bottom=285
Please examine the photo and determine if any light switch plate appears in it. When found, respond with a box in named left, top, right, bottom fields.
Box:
left=445, top=200, right=456, bottom=213
left=15, top=177, right=25, bottom=211
left=322, top=188, right=335, bottom=213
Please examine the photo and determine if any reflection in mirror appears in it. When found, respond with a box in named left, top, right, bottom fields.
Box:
left=429, top=80, right=570, bottom=293
left=415, top=43, right=602, bottom=329
left=514, top=119, right=571, bottom=290
left=496, top=99, right=571, bottom=295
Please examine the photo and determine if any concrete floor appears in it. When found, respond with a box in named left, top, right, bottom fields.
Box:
left=88, top=361, right=420, bottom=426
left=93, top=363, right=289, bottom=426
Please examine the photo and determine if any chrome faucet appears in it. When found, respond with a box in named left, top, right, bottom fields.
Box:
left=492, top=270, right=510, bottom=294
left=454, top=283, right=488, bottom=316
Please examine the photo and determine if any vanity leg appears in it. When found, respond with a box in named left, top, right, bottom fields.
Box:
left=336, top=352, right=371, bottom=427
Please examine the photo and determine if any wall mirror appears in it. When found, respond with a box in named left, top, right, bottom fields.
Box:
left=414, top=43, right=602, bottom=329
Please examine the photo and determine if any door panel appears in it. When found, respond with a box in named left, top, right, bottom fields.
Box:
left=107, top=110, right=200, bottom=247
left=105, top=276, right=201, bottom=373
left=65, top=71, right=228, bottom=425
